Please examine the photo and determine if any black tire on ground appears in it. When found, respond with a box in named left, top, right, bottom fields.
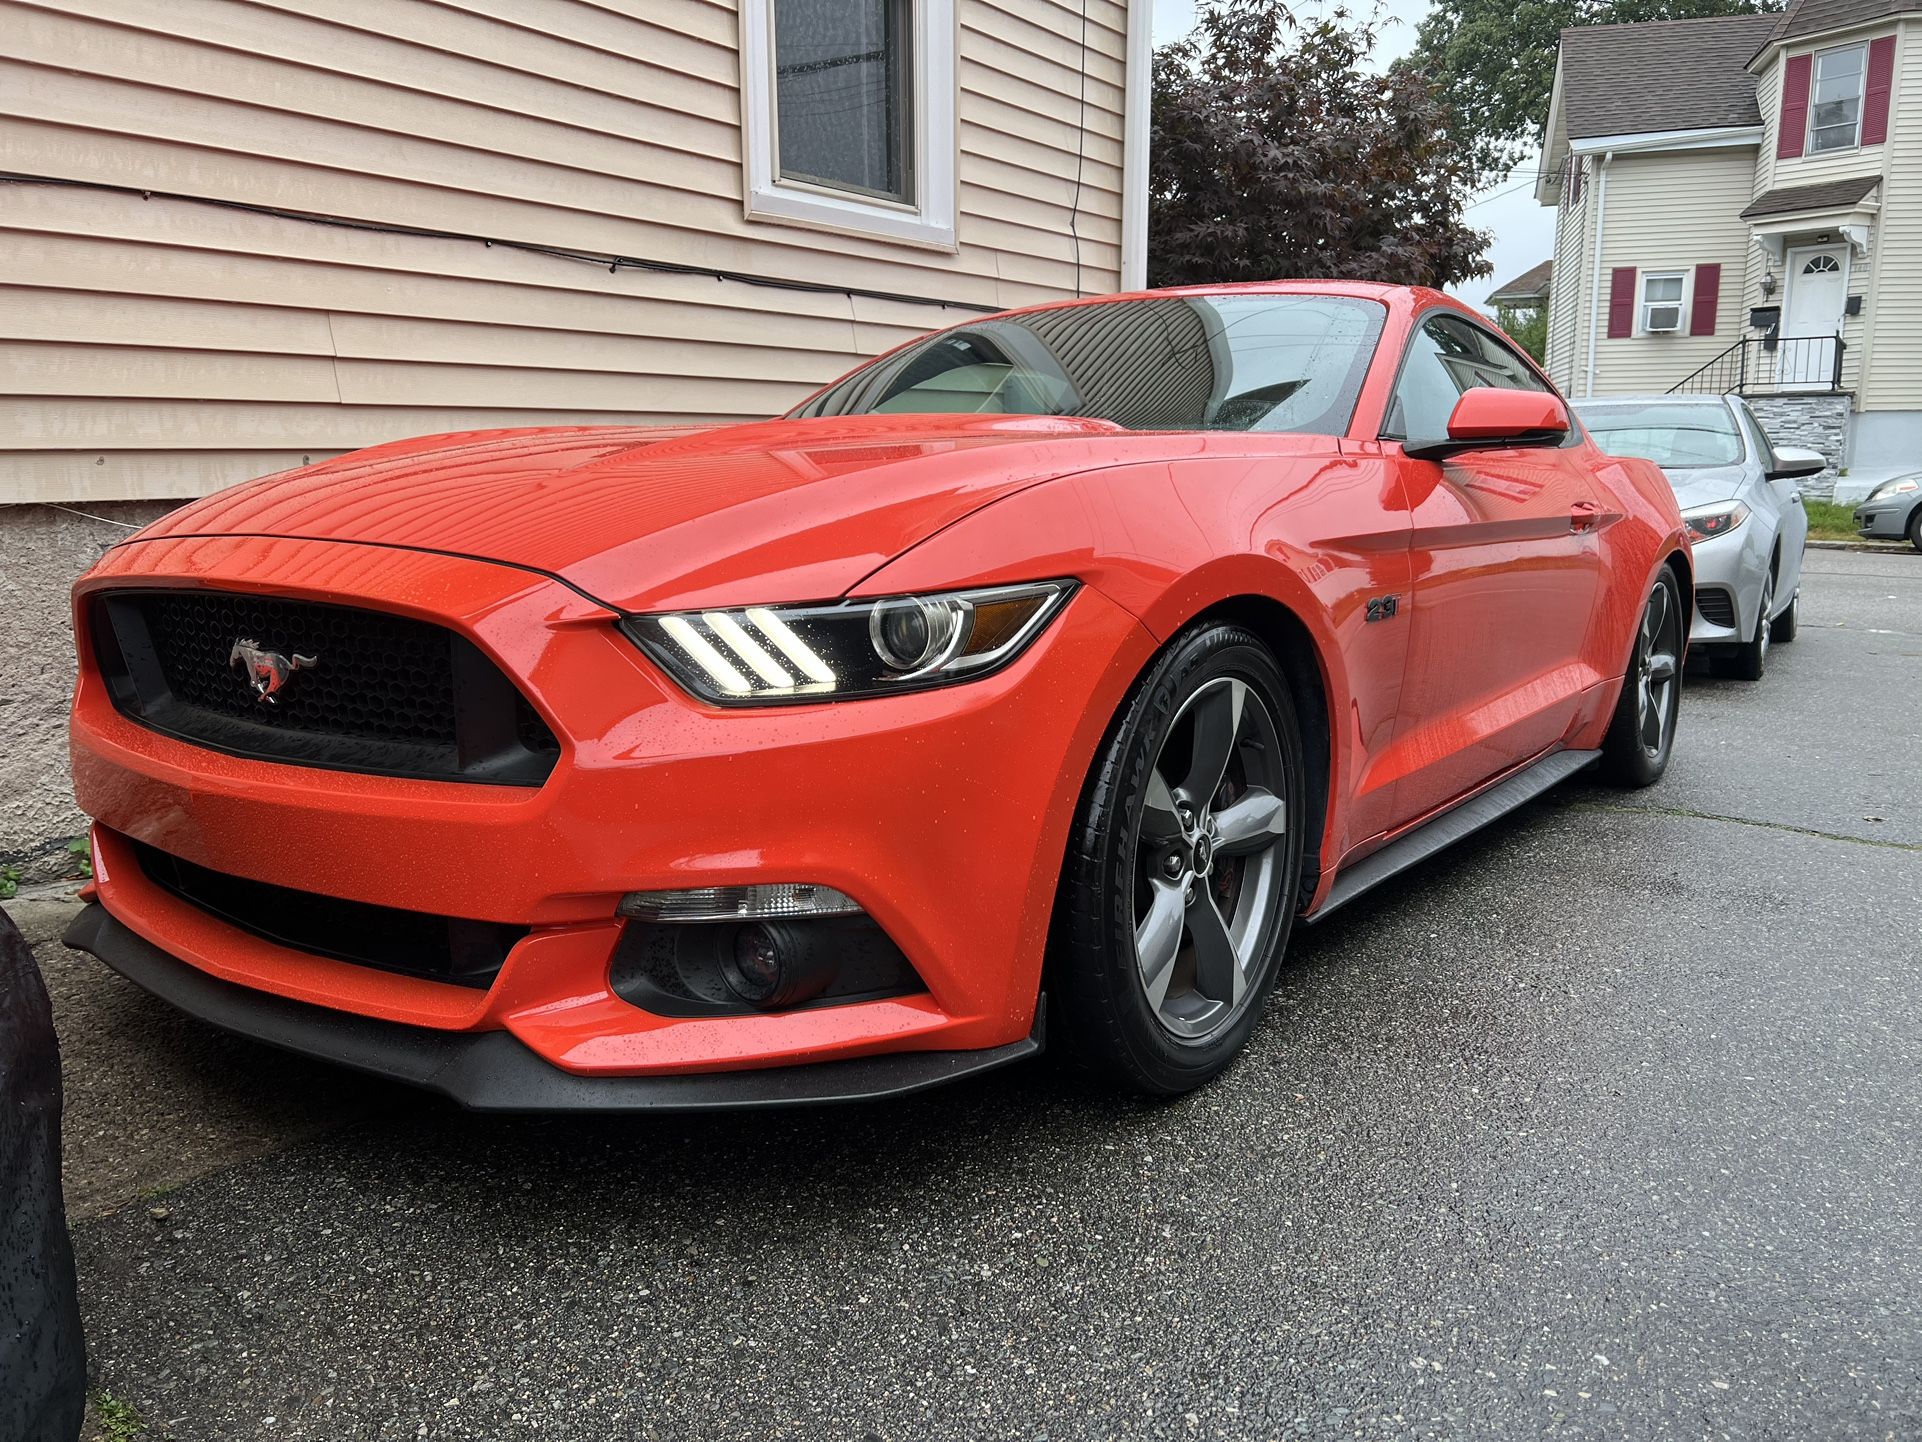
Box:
left=1053, top=623, right=1305, bottom=1096
left=1909, top=504, right=1922, bottom=554
left=1772, top=586, right=1800, bottom=643
left=1599, top=563, right=1685, bottom=788
left=1720, top=566, right=1773, bottom=682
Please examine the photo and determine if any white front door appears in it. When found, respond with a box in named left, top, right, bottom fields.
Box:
left=1780, top=246, right=1848, bottom=387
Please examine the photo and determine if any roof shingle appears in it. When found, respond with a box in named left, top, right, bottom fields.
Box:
left=1558, top=13, right=1781, bottom=140
left=1739, top=175, right=1882, bottom=218
left=1487, top=260, right=1553, bottom=304
left=1762, top=0, right=1922, bottom=48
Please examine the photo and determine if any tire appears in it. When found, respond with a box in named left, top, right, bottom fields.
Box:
left=1599, top=564, right=1684, bottom=788
left=1771, top=587, right=1799, bottom=643
left=1054, top=623, right=1305, bottom=1096
left=1721, top=566, right=1773, bottom=682
left=1909, top=504, right=1922, bottom=554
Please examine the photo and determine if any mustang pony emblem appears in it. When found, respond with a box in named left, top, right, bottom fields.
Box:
left=228, top=638, right=317, bottom=704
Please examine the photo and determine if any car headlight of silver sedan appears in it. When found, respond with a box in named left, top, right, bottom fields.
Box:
left=1680, top=500, right=1750, bottom=543
left=622, top=580, right=1076, bottom=704
left=1867, top=477, right=1919, bottom=502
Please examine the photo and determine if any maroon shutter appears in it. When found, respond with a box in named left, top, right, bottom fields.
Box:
left=1569, top=157, right=1583, bottom=204
left=1607, top=267, right=1638, bottom=339
left=1690, top=264, right=1722, bottom=336
left=1778, top=53, right=1812, bottom=158
left=1862, top=36, right=1896, bottom=146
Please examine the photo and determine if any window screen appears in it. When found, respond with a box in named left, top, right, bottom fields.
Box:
left=774, top=0, right=912, bottom=203
left=1809, top=45, right=1866, bottom=153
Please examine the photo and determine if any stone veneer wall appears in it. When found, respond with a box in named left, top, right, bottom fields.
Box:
left=0, top=502, right=179, bottom=884
left=1745, top=393, right=1854, bottom=500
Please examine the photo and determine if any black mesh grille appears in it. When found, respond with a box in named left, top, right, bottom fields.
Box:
left=92, top=589, right=560, bottom=785
left=1696, top=588, right=1736, bottom=628
left=143, top=591, right=458, bottom=745
left=133, top=839, right=523, bottom=989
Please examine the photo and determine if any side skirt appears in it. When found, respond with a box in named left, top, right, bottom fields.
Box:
left=1307, top=748, right=1600, bottom=924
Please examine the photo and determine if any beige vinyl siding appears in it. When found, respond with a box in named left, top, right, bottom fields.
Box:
left=1857, top=22, right=1922, bottom=412
left=1544, top=159, right=1592, bottom=394
left=1587, top=146, right=1759, bottom=396
left=1750, top=22, right=1917, bottom=411
left=1753, top=27, right=1902, bottom=198
left=0, top=0, right=1131, bottom=504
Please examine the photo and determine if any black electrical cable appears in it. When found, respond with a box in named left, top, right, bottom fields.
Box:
left=0, top=173, right=1004, bottom=316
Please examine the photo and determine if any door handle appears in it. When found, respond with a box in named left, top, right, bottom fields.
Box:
left=1570, top=500, right=1601, bottom=532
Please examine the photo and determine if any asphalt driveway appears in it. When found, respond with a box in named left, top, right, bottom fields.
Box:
left=18, top=547, right=1920, bottom=1441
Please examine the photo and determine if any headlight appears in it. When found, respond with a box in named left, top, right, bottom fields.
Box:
left=1868, top=477, right=1919, bottom=501
left=1681, top=500, right=1750, bottom=543
left=621, top=580, right=1076, bottom=704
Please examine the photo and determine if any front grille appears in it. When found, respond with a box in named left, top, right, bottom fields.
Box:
left=92, top=589, right=559, bottom=784
left=134, top=840, right=525, bottom=989
left=1696, top=588, right=1736, bottom=628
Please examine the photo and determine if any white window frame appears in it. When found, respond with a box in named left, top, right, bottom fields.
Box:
left=1639, top=269, right=1690, bottom=335
left=739, top=0, right=957, bottom=250
left=1806, top=42, right=1869, bottom=155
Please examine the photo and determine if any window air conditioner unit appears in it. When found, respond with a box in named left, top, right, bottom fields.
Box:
left=1644, top=305, right=1682, bottom=333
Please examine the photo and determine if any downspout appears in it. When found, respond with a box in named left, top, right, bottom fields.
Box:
left=1120, top=0, right=1152, bottom=290
left=1583, top=150, right=1613, bottom=399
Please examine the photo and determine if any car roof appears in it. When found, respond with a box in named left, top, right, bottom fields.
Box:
left=1571, top=394, right=1737, bottom=408
left=984, top=279, right=1459, bottom=325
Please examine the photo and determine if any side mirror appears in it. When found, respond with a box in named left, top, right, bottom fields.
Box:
left=1768, top=446, right=1827, bottom=481
left=1403, top=388, right=1571, bottom=461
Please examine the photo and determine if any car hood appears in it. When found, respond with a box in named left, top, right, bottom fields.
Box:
left=130, top=415, right=1156, bottom=612
left=1663, top=464, right=1751, bottom=512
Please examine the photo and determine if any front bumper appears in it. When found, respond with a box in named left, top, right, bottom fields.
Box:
left=1854, top=496, right=1917, bottom=540
left=64, top=905, right=1043, bottom=1110
left=1683, top=522, right=1769, bottom=648
left=69, top=535, right=1153, bottom=1095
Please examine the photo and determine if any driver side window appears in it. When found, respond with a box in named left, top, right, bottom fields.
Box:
left=1385, top=314, right=1547, bottom=442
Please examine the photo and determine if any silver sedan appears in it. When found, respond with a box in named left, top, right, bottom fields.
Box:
left=1573, top=394, right=1818, bottom=681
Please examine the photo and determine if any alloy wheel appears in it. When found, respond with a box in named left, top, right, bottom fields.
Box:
left=1757, top=571, right=1774, bottom=667
left=1635, top=582, right=1681, bottom=758
left=1131, top=676, right=1289, bottom=1041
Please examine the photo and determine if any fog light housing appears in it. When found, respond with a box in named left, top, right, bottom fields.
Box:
left=609, top=913, right=924, bottom=1018
left=719, top=921, right=831, bottom=1009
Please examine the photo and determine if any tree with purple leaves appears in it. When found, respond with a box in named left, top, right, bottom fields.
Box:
left=1149, top=1, right=1492, bottom=290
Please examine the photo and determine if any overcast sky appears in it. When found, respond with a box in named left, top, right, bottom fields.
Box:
left=1149, top=0, right=1554, bottom=311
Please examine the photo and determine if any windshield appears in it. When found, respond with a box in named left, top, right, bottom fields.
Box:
left=1575, top=401, right=1745, bottom=470
left=793, top=295, right=1387, bottom=435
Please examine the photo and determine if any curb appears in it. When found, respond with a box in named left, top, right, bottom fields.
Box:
left=1805, top=539, right=1913, bottom=555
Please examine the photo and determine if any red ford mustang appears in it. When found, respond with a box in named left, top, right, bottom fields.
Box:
left=64, top=282, right=1689, bottom=1109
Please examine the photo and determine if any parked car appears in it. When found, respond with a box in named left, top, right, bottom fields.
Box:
left=1853, top=474, right=1922, bottom=551
left=1573, top=394, right=1818, bottom=680
left=63, top=284, right=1688, bottom=1105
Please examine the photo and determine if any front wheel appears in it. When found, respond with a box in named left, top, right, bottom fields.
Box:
left=1718, top=567, right=1773, bottom=682
left=1598, top=564, right=1684, bottom=788
left=1771, top=587, right=1800, bottom=643
left=1054, top=624, right=1304, bottom=1096
left=1909, top=506, right=1922, bottom=554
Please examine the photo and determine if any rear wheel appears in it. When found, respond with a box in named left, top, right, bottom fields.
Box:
left=1599, top=564, right=1683, bottom=788
left=1055, top=624, right=1304, bottom=1096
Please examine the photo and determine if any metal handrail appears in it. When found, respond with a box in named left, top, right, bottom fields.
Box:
left=1666, top=336, right=1847, bottom=396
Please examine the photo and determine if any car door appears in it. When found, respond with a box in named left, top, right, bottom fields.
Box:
left=1734, top=398, right=1809, bottom=603
left=1375, top=312, right=1607, bottom=828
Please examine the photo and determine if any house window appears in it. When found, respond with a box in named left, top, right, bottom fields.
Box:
left=1640, top=272, right=1686, bottom=334
left=1808, top=43, right=1868, bottom=153
left=739, top=0, right=957, bottom=248
left=774, top=0, right=912, bottom=203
